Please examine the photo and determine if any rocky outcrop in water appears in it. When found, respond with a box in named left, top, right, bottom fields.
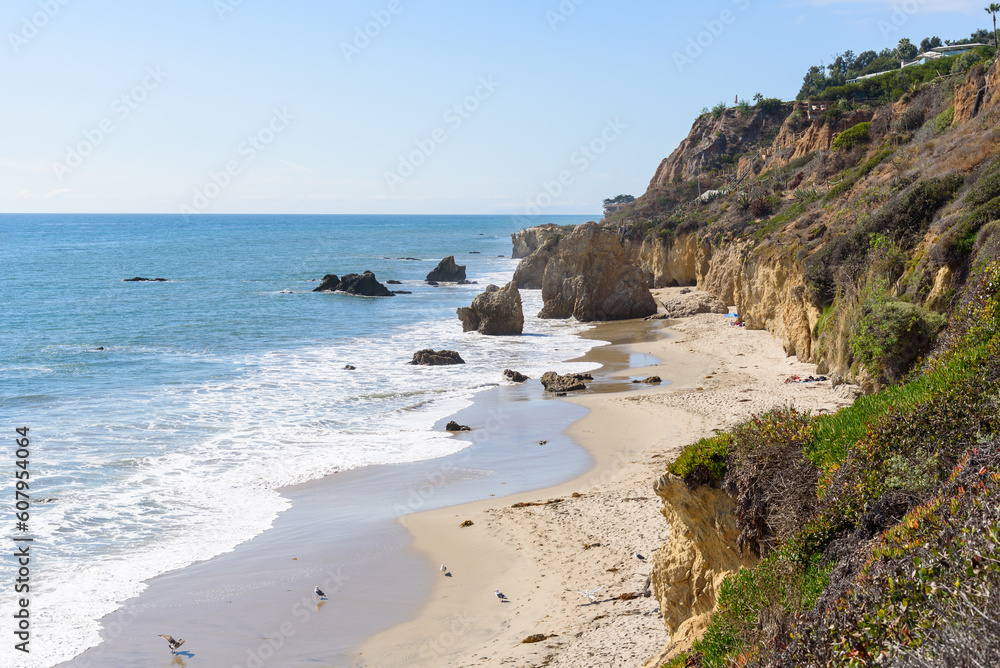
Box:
left=313, top=271, right=394, bottom=297
left=409, top=349, right=465, bottom=366
left=540, top=371, right=592, bottom=393
left=123, top=277, right=168, bottom=282
left=511, top=224, right=573, bottom=259
left=513, top=236, right=561, bottom=289
left=456, top=283, right=524, bottom=335
left=445, top=421, right=470, bottom=432
left=503, top=369, right=529, bottom=383
left=426, top=256, right=467, bottom=283
left=538, top=222, right=656, bottom=321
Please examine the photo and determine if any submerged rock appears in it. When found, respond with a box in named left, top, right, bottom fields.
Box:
left=538, top=222, right=656, bottom=322
left=445, top=421, right=471, bottom=432
left=456, top=282, right=524, bottom=335
left=632, top=376, right=662, bottom=384
left=426, top=256, right=467, bottom=283
left=540, top=371, right=592, bottom=393
left=123, top=277, right=168, bottom=282
left=409, top=349, right=466, bottom=366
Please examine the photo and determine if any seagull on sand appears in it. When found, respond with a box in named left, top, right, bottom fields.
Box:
left=314, top=586, right=327, bottom=599
left=634, top=551, right=646, bottom=561
left=440, top=564, right=448, bottom=573
left=494, top=589, right=508, bottom=602
left=571, top=585, right=604, bottom=602
left=158, top=635, right=185, bottom=653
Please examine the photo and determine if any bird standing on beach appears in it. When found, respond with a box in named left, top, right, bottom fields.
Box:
left=158, top=635, right=185, bottom=653
left=494, top=589, right=508, bottom=602
left=314, top=586, right=327, bottom=599
left=633, top=551, right=646, bottom=562
left=440, top=564, right=447, bottom=573
left=571, top=585, right=604, bottom=603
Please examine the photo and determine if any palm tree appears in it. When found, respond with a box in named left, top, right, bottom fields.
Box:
left=987, top=3, right=1000, bottom=52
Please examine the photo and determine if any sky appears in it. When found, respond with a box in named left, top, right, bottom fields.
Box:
left=0, top=0, right=985, bottom=215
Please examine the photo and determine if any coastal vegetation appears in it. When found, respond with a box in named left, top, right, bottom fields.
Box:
left=593, top=23, right=1000, bottom=668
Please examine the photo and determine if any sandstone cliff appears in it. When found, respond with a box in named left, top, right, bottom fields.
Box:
left=537, top=222, right=657, bottom=321
left=650, top=474, right=755, bottom=649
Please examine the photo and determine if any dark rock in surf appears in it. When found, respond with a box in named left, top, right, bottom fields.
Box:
left=409, top=349, right=466, bottom=366
left=503, top=369, right=529, bottom=383
left=445, top=421, right=471, bottom=432
left=426, top=256, right=467, bottom=283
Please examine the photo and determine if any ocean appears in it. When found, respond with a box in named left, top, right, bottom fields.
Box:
left=0, top=213, right=602, bottom=668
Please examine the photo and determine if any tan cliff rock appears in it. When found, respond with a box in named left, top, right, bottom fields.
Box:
left=510, top=224, right=572, bottom=259
left=512, top=236, right=560, bottom=289
left=538, top=222, right=657, bottom=321
left=456, top=282, right=524, bottom=335
left=649, top=474, right=755, bottom=653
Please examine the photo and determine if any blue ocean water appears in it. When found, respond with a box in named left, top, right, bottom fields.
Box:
left=0, top=214, right=601, bottom=668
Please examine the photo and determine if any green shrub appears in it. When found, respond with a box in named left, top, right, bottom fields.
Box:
left=668, top=433, right=731, bottom=485
left=849, top=296, right=947, bottom=380
left=735, top=191, right=752, bottom=211
left=753, top=202, right=807, bottom=240
left=933, top=106, right=954, bottom=134
left=757, top=97, right=785, bottom=114
left=736, top=99, right=753, bottom=119
left=831, top=122, right=870, bottom=151
left=712, top=102, right=728, bottom=119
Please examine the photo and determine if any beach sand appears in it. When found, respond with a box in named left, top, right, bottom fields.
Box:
left=57, top=288, right=847, bottom=668
left=355, top=288, right=851, bottom=667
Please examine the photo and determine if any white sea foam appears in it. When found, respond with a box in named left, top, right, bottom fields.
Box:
left=2, top=288, right=603, bottom=667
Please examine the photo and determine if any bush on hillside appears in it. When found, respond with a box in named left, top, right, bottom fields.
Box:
left=831, top=122, right=870, bottom=151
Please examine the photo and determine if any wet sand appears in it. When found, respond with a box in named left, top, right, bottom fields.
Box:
left=57, top=320, right=664, bottom=668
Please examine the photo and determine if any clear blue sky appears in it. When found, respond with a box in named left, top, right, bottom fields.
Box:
left=0, top=0, right=984, bottom=215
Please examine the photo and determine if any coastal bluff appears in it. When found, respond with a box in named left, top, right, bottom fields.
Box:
left=514, top=222, right=656, bottom=322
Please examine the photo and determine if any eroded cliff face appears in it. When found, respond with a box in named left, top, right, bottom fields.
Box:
left=650, top=474, right=755, bottom=648
left=648, top=106, right=790, bottom=188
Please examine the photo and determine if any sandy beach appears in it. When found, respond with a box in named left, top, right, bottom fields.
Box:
left=56, top=288, right=848, bottom=668
left=355, top=287, right=851, bottom=667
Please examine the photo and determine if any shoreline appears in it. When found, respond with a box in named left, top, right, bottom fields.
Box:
left=54, top=308, right=660, bottom=668
left=355, top=288, right=852, bottom=667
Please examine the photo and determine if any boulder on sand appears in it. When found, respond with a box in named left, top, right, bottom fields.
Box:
left=456, top=283, right=524, bottom=335
left=538, top=222, right=656, bottom=321
left=540, top=371, right=593, bottom=393
left=409, top=349, right=466, bottom=366
left=445, top=421, right=471, bottom=432
left=659, top=291, right=729, bottom=317
left=426, top=256, right=467, bottom=283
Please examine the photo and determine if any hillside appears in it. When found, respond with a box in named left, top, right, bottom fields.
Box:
left=514, top=44, right=1000, bottom=667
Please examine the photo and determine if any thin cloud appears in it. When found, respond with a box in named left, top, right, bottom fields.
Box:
left=278, top=159, right=321, bottom=175
left=45, top=188, right=72, bottom=199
